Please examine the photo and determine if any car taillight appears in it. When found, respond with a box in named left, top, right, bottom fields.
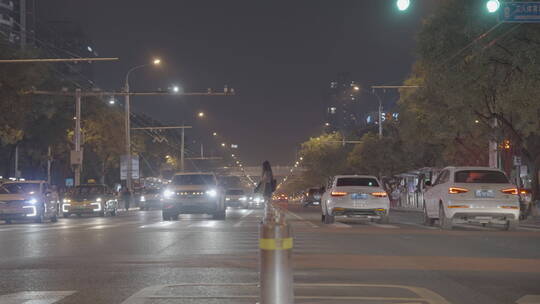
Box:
left=331, top=191, right=347, bottom=197
left=448, top=187, right=469, bottom=194
left=371, top=192, right=387, bottom=198
left=501, top=188, right=518, bottom=195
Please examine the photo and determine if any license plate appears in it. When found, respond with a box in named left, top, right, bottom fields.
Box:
left=475, top=216, right=492, bottom=220
left=475, top=190, right=494, bottom=198
left=351, top=193, right=368, bottom=200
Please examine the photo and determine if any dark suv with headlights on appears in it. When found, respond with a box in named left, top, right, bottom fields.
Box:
left=162, top=172, right=226, bottom=220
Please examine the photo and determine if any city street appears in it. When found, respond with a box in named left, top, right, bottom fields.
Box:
left=1, top=205, right=539, bottom=304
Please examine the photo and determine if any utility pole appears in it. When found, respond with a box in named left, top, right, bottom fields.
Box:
left=74, top=89, right=82, bottom=186
left=180, top=127, right=185, bottom=172
left=47, top=146, right=52, bottom=184
left=20, top=0, right=26, bottom=49
left=489, top=117, right=499, bottom=168
left=14, top=144, right=19, bottom=178
left=124, top=81, right=132, bottom=192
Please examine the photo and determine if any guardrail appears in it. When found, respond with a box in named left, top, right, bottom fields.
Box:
left=259, top=201, right=294, bottom=304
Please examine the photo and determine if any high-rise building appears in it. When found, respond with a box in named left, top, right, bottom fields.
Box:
left=0, top=0, right=35, bottom=47
left=324, top=73, right=362, bottom=134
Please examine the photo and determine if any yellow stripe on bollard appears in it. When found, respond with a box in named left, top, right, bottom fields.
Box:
left=259, top=237, right=293, bottom=250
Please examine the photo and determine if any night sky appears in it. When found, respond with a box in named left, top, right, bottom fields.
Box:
left=37, top=1, right=440, bottom=166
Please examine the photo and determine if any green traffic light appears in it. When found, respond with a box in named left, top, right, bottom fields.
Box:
left=396, top=0, right=410, bottom=11
left=486, top=0, right=500, bottom=13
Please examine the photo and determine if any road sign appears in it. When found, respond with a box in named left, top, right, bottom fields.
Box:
left=500, top=2, right=540, bottom=23
left=120, top=155, right=139, bottom=180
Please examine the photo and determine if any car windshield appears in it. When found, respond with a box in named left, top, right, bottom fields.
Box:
left=454, top=170, right=509, bottom=184
left=0, top=183, right=40, bottom=194
left=173, top=174, right=216, bottom=186
left=226, top=190, right=244, bottom=195
left=73, top=186, right=106, bottom=195
left=337, top=178, right=379, bottom=187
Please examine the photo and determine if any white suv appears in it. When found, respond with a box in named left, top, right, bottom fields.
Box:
left=321, top=175, right=390, bottom=224
left=423, top=167, right=520, bottom=230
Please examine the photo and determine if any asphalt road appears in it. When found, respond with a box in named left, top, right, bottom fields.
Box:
left=0, top=205, right=539, bottom=304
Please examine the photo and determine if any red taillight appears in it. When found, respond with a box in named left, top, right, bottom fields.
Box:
left=501, top=188, right=518, bottom=195
left=331, top=191, right=347, bottom=197
left=371, top=192, right=388, bottom=198
left=448, top=187, right=469, bottom=194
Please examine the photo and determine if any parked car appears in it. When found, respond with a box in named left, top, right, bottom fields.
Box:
left=62, top=184, right=118, bottom=217
left=139, top=188, right=163, bottom=210
left=302, top=187, right=323, bottom=207
left=161, top=172, right=226, bottom=220
left=225, top=188, right=248, bottom=208
left=0, top=180, right=59, bottom=224
left=321, top=175, right=390, bottom=224
left=423, top=166, right=520, bottom=230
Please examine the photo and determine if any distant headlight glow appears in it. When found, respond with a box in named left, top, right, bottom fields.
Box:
left=206, top=189, right=217, bottom=197
left=140, top=196, right=146, bottom=202
left=163, top=190, right=174, bottom=199
left=63, top=198, right=71, bottom=203
left=239, top=196, right=247, bottom=201
left=96, top=197, right=102, bottom=202
left=27, top=198, right=38, bottom=204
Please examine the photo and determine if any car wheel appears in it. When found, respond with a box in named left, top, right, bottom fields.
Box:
left=324, top=214, right=335, bottom=224
left=50, top=215, right=58, bottom=223
left=110, top=209, right=117, bottom=216
left=213, top=210, right=226, bottom=220
left=423, top=204, right=435, bottom=226
left=504, top=219, right=518, bottom=231
left=63, top=213, right=69, bottom=218
left=99, top=211, right=105, bottom=217
left=321, top=214, right=326, bottom=223
left=77, top=214, right=82, bottom=218
left=162, top=211, right=171, bottom=221
left=438, top=203, right=453, bottom=230
left=378, top=215, right=390, bottom=224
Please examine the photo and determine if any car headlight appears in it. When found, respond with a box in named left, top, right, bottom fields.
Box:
left=27, top=198, right=38, bottom=205
left=23, top=205, right=37, bottom=217
left=96, top=197, right=102, bottom=202
left=63, top=198, right=71, bottom=203
left=91, top=202, right=102, bottom=212
left=163, top=190, right=174, bottom=199
left=239, top=196, right=247, bottom=201
left=206, top=189, right=217, bottom=197
left=140, top=196, right=146, bottom=202
left=62, top=203, right=71, bottom=213
left=225, top=197, right=231, bottom=201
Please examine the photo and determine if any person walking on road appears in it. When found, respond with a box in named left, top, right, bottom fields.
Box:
left=255, top=160, right=276, bottom=201
left=121, top=186, right=131, bottom=212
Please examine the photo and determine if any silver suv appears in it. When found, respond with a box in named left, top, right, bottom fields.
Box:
left=161, top=172, right=226, bottom=220
left=0, top=180, right=59, bottom=224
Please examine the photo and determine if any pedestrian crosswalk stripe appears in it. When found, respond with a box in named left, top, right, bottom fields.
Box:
left=0, top=291, right=76, bottom=304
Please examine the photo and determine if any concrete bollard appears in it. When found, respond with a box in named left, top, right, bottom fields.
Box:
left=259, top=203, right=294, bottom=304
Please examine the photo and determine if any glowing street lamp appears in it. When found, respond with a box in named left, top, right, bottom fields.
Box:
left=486, top=0, right=500, bottom=13
left=396, top=0, right=410, bottom=11
left=198, top=112, right=205, bottom=118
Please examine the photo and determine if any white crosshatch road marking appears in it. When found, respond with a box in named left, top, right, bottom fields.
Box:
left=121, top=282, right=451, bottom=304
left=0, top=291, right=76, bottom=304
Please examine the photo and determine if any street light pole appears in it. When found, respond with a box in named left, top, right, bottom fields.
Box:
left=124, top=78, right=132, bottom=192
left=74, top=88, right=82, bottom=186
